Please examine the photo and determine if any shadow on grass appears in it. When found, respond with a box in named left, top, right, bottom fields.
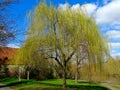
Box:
left=68, top=85, right=110, bottom=90
left=18, top=85, right=110, bottom=90
left=35, top=82, right=110, bottom=90
left=0, top=80, right=30, bottom=88
left=77, top=81, right=97, bottom=84
left=0, top=79, right=110, bottom=90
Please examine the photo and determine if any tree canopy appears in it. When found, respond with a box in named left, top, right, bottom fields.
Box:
left=16, top=2, right=109, bottom=89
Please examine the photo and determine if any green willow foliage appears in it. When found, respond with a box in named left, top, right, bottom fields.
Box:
left=16, top=2, right=109, bottom=88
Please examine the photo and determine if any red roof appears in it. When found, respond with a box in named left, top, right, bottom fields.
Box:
left=0, top=46, right=18, bottom=64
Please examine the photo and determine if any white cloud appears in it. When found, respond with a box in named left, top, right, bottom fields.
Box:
left=59, top=3, right=97, bottom=16
left=111, top=49, right=116, bottom=53
left=71, top=3, right=97, bottom=16
left=7, top=44, right=19, bottom=48
left=109, top=42, right=120, bottom=49
left=111, top=53, right=120, bottom=57
left=96, top=0, right=120, bottom=24
left=58, top=3, right=69, bottom=10
left=81, top=3, right=97, bottom=16
left=71, top=3, right=80, bottom=11
left=108, top=42, right=120, bottom=56
left=106, top=30, right=120, bottom=40
left=58, top=1, right=120, bottom=25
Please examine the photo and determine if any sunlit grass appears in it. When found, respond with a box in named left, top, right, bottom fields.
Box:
left=113, top=85, right=120, bottom=89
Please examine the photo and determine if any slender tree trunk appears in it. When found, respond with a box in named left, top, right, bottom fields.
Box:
left=88, top=63, right=92, bottom=82
left=62, top=65, right=67, bottom=89
left=75, top=51, right=79, bottom=84
left=18, top=66, right=21, bottom=81
left=27, top=71, right=30, bottom=80
left=75, top=65, right=78, bottom=84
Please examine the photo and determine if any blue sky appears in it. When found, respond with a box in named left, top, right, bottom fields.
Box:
left=6, top=0, right=120, bottom=57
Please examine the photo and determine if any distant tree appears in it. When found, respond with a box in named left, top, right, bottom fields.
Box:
left=103, top=57, right=120, bottom=83
left=15, top=40, right=50, bottom=80
left=0, top=57, right=8, bottom=78
left=17, top=2, right=109, bottom=89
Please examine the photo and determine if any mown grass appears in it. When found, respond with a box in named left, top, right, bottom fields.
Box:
left=0, top=78, right=110, bottom=90
left=113, top=85, right=120, bottom=89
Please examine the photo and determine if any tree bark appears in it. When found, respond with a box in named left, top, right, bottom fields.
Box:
left=62, top=66, right=66, bottom=89
left=27, top=71, right=30, bottom=80
left=75, top=65, right=78, bottom=84
left=18, top=66, right=21, bottom=81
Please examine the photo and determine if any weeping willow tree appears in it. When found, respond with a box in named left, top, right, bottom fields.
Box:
left=16, top=2, right=109, bottom=89
left=15, top=37, right=50, bottom=80
left=74, top=18, right=109, bottom=83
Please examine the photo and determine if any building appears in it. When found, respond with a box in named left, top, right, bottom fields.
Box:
left=0, top=46, right=18, bottom=64
left=0, top=46, right=18, bottom=77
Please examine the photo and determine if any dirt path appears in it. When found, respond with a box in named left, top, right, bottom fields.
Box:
left=0, top=84, right=13, bottom=90
left=101, top=83, right=119, bottom=90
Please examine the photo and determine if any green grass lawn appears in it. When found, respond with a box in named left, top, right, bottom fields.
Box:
left=114, top=85, right=120, bottom=89
left=0, top=78, right=110, bottom=90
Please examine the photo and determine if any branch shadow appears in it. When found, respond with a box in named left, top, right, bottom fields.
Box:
left=0, top=80, right=110, bottom=90
left=38, top=82, right=110, bottom=90
left=0, top=80, right=29, bottom=88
